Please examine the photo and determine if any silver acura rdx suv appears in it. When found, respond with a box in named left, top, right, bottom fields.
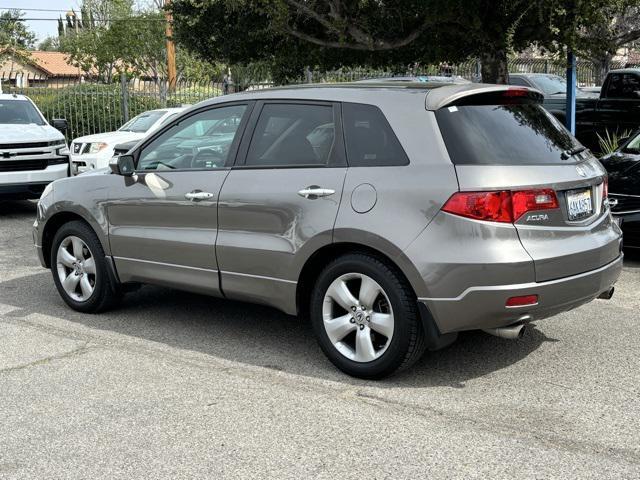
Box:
left=33, top=82, right=623, bottom=378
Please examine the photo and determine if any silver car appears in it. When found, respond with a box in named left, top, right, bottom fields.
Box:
left=33, top=83, right=623, bottom=378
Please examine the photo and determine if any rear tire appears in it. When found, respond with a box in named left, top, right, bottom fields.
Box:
left=50, top=221, right=120, bottom=313
left=310, top=253, right=425, bottom=379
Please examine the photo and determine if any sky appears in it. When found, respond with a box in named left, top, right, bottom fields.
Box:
left=0, top=0, right=155, bottom=44
left=0, top=0, right=79, bottom=43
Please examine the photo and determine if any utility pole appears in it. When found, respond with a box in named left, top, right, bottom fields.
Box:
left=164, top=0, right=177, bottom=93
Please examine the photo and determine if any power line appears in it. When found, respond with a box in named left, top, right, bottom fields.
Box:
left=0, top=7, right=74, bottom=12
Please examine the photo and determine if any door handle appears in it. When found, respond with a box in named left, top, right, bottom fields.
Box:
left=185, top=191, right=215, bottom=201
left=297, top=187, right=336, bottom=199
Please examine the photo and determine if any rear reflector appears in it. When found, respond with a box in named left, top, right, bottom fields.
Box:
left=506, top=295, right=538, bottom=307
left=442, top=189, right=559, bottom=223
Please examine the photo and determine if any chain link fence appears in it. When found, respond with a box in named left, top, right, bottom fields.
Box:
left=0, top=57, right=629, bottom=142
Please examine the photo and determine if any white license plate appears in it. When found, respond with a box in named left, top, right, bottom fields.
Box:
left=567, top=189, right=593, bottom=221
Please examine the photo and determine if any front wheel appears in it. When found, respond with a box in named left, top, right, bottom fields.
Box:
left=310, top=253, right=425, bottom=379
left=50, top=221, right=120, bottom=313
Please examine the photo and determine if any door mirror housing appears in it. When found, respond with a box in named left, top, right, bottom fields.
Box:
left=109, top=154, right=135, bottom=177
left=52, top=118, right=68, bottom=133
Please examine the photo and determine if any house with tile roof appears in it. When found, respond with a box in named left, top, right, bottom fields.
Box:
left=0, top=51, right=92, bottom=88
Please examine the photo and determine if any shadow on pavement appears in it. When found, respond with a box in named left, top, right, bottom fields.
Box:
left=0, top=200, right=37, bottom=218
left=0, top=270, right=554, bottom=388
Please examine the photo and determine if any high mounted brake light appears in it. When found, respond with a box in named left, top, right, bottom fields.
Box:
left=442, top=189, right=559, bottom=223
left=502, top=88, right=530, bottom=97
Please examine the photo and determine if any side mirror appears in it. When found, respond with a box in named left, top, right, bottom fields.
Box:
left=109, top=154, right=135, bottom=177
left=52, top=118, right=68, bottom=133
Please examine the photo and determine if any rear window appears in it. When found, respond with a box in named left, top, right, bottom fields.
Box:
left=435, top=104, right=580, bottom=165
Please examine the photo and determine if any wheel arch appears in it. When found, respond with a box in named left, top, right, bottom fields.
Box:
left=295, top=241, right=424, bottom=318
left=42, top=211, right=105, bottom=268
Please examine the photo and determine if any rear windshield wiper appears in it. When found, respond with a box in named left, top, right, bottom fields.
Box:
left=561, top=146, right=586, bottom=160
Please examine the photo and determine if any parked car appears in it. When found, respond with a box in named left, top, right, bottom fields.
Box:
left=599, top=129, right=640, bottom=249
left=0, top=93, right=69, bottom=200
left=509, top=73, right=596, bottom=98
left=70, top=108, right=184, bottom=175
left=538, top=68, right=640, bottom=152
left=34, top=82, right=622, bottom=378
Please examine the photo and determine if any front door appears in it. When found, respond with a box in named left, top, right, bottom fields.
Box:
left=216, top=101, right=347, bottom=313
left=107, top=102, right=252, bottom=295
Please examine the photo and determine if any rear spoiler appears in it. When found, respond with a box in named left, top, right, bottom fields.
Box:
left=425, top=84, right=544, bottom=111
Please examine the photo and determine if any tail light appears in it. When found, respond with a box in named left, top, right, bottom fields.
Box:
left=442, top=189, right=559, bottom=223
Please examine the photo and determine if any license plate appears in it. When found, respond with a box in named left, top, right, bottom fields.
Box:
left=566, top=188, right=593, bottom=221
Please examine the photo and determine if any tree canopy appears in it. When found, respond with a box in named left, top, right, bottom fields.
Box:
left=169, top=0, right=640, bottom=84
left=0, top=10, right=37, bottom=63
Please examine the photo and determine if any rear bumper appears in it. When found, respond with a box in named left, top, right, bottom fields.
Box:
left=420, top=254, right=624, bottom=333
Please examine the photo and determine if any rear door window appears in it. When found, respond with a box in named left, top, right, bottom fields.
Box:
left=342, top=103, right=409, bottom=167
left=435, top=104, right=581, bottom=165
left=245, top=103, right=336, bottom=167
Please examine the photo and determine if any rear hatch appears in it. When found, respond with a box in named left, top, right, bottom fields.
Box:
left=435, top=89, right=621, bottom=282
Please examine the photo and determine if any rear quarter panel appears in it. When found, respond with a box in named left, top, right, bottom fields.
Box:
left=333, top=105, right=459, bottom=298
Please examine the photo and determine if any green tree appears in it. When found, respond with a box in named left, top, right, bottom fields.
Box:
left=37, top=37, right=60, bottom=52
left=0, top=10, right=36, bottom=64
left=170, top=0, right=567, bottom=84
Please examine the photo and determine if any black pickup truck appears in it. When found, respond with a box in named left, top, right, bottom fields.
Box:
left=510, top=69, right=640, bottom=152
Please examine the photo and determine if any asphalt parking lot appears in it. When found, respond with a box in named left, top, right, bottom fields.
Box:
left=1, top=200, right=639, bottom=479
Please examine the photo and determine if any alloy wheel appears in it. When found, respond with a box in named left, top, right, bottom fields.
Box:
left=56, top=236, right=96, bottom=302
left=322, top=273, right=394, bottom=363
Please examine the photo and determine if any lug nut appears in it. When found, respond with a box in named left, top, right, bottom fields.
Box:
left=350, top=317, right=355, bottom=324
left=351, top=306, right=357, bottom=311
left=366, top=316, right=370, bottom=321
left=359, top=324, right=365, bottom=330
left=361, top=306, right=366, bottom=310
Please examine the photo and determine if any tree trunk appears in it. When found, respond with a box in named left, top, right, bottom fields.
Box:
left=594, top=53, right=612, bottom=86
left=480, top=48, right=509, bottom=84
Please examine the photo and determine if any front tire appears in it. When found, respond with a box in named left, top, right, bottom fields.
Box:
left=50, top=220, right=120, bottom=313
left=310, top=253, right=425, bottom=379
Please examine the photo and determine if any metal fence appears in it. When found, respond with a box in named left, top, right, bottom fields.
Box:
left=305, top=58, right=628, bottom=86
left=0, top=72, right=273, bottom=142
left=0, top=57, right=629, bottom=141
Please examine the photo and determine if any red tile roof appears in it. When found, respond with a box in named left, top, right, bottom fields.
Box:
left=28, top=51, right=85, bottom=77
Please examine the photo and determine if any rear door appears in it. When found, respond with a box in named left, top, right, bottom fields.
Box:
left=216, top=100, right=347, bottom=313
left=436, top=100, right=622, bottom=282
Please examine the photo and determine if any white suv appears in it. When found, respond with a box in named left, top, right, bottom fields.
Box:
left=70, top=108, right=184, bottom=175
left=0, top=94, right=69, bottom=200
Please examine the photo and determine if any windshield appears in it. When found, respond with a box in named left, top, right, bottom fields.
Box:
left=531, top=75, right=569, bottom=95
left=0, top=99, right=45, bottom=125
left=622, top=132, right=640, bottom=153
left=436, top=104, right=581, bottom=165
left=119, top=110, right=167, bottom=133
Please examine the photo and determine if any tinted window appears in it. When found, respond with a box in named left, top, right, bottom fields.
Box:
left=0, top=100, right=45, bottom=125
left=120, top=110, right=167, bottom=133
left=606, top=73, right=640, bottom=99
left=245, top=104, right=335, bottom=167
left=343, top=103, right=409, bottom=167
left=436, top=104, right=580, bottom=165
left=137, top=105, right=246, bottom=171
left=509, top=77, right=530, bottom=87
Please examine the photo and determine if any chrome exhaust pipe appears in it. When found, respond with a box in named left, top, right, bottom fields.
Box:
left=598, top=287, right=614, bottom=300
left=483, top=322, right=527, bottom=340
